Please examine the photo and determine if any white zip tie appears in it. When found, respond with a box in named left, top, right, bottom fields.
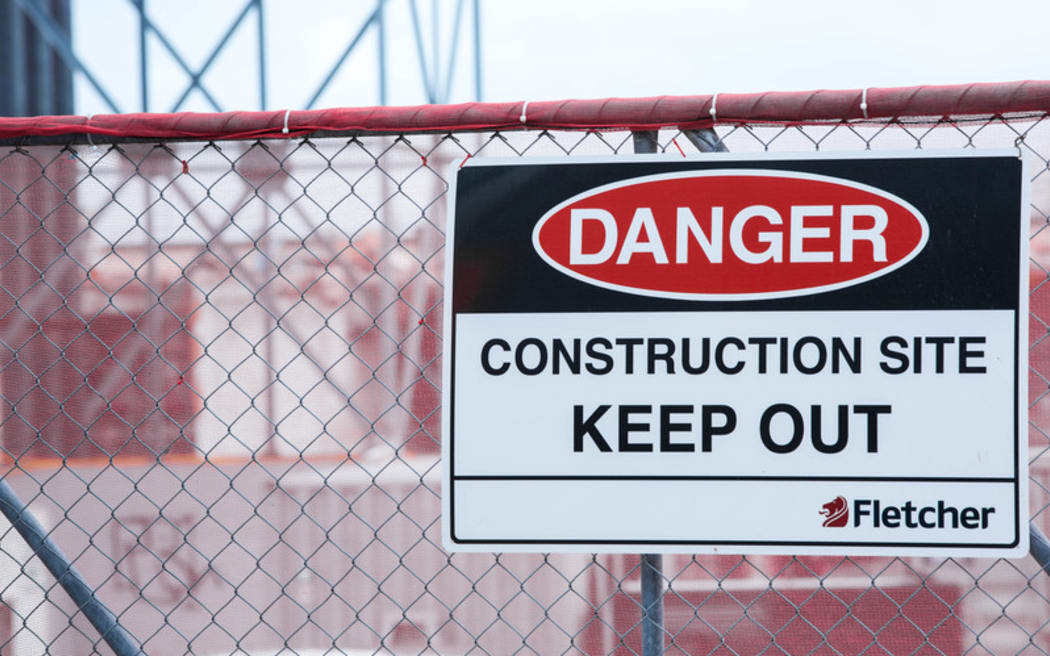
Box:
left=282, top=109, right=291, bottom=134
left=520, top=101, right=529, bottom=124
left=710, top=93, right=718, bottom=122
left=860, top=88, right=869, bottom=120
left=85, top=115, right=99, bottom=151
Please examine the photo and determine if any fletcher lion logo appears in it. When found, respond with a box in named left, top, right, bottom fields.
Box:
left=820, top=496, right=849, bottom=527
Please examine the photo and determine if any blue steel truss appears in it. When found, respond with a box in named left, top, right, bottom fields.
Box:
left=6, top=0, right=482, bottom=115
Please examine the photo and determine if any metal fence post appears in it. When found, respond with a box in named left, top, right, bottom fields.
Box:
left=1031, top=523, right=1050, bottom=576
left=0, top=477, right=143, bottom=656
left=630, top=127, right=727, bottom=655
left=639, top=553, right=664, bottom=656
left=683, top=127, right=728, bottom=153
left=631, top=129, right=665, bottom=656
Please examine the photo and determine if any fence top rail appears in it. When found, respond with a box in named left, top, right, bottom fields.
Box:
left=1, top=79, right=1049, bottom=146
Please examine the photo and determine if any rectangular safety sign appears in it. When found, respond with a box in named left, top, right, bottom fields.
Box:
left=442, top=150, right=1028, bottom=556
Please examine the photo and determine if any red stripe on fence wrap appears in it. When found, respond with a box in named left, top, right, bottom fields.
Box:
left=1, top=80, right=1049, bottom=142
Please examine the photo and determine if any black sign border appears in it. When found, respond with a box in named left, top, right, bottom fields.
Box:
left=443, top=150, right=1027, bottom=555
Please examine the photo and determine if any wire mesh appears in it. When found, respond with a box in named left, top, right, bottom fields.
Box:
left=0, top=115, right=1048, bottom=655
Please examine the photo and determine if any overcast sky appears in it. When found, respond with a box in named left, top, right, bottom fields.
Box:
left=72, top=0, right=1050, bottom=116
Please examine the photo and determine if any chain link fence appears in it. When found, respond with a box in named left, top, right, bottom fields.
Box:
left=0, top=100, right=1049, bottom=654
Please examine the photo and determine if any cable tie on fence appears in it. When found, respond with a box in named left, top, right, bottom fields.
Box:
left=282, top=109, right=291, bottom=134
left=520, top=101, right=529, bottom=125
left=861, top=88, right=869, bottom=120
left=181, top=160, right=189, bottom=175
left=710, top=93, right=718, bottom=123
left=459, top=153, right=472, bottom=168
left=84, top=115, right=99, bottom=152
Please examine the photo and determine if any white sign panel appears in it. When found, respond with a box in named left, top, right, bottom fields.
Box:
left=443, top=151, right=1028, bottom=556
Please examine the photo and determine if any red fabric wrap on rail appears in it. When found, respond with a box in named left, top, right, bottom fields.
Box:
left=2, top=80, right=1049, bottom=142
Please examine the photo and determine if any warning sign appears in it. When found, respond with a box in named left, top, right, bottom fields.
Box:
left=442, top=151, right=1028, bottom=557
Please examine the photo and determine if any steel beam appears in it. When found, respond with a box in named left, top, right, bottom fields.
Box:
left=473, top=0, right=481, bottom=101
left=256, top=0, right=266, bottom=110
left=304, top=2, right=384, bottom=110
left=125, top=0, right=223, bottom=112
left=441, top=0, right=465, bottom=104
left=0, top=0, right=29, bottom=116
left=13, top=0, right=119, bottom=114
left=168, top=0, right=257, bottom=112
left=137, top=0, right=148, bottom=111
left=408, top=0, right=436, bottom=104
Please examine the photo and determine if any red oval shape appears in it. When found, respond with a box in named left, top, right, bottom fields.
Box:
left=532, top=170, right=928, bottom=300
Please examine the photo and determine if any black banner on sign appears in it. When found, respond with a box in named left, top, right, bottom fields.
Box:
left=442, top=151, right=1028, bottom=557
left=452, top=155, right=1021, bottom=313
